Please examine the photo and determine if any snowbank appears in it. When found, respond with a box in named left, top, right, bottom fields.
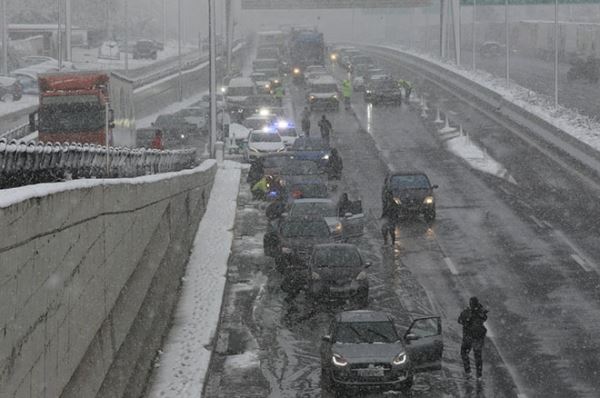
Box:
left=381, top=44, right=600, bottom=154
left=0, top=160, right=216, bottom=209
left=147, top=160, right=241, bottom=398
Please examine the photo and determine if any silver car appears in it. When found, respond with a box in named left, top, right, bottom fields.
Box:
left=320, top=310, right=443, bottom=394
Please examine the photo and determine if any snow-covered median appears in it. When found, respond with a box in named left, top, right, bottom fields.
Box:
left=147, top=160, right=241, bottom=398
left=380, top=44, right=600, bottom=154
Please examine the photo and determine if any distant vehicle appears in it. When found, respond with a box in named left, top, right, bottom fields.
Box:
left=253, top=58, right=279, bottom=73
left=306, top=75, right=339, bottom=111
left=32, top=72, right=113, bottom=144
left=289, top=29, right=325, bottom=83
left=364, top=77, right=402, bottom=105
left=133, top=39, right=158, bottom=60
left=307, top=243, right=370, bottom=306
left=240, top=94, right=278, bottom=119
left=290, top=137, right=332, bottom=169
left=382, top=172, right=438, bottom=222
left=98, top=41, right=120, bottom=60
left=225, top=77, right=256, bottom=106
left=320, top=311, right=443, bottom=394
left=347, top=54, right=373, bottom=73
left=260, top=152, right=298, bottom=177
left=276, top=159, right=325, bottom=188
left=257, top=47, right=280, bottom=60
left=242, top=113, right=276, bottom=131
left=288, top=198, right=364, bottom=240
left=152, top=113, right=200, bottom=146
left=479, top=41, right=504, bottom=58
left=10, top=69, right=39, bottom=95
left=275, top=120, right=299, bottom=147
left=0, top=76, right=22, bottom=101
left=245, top=130, right=286, bottom=161
left=263, top=215, right=335, bottom=267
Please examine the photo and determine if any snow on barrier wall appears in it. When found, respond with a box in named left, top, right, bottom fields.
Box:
left=0, top=160, right=217, bottom=398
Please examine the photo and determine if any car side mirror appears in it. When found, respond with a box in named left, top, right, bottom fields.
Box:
left=432, top=184, right=439, bottom=189
left=322, top=335, right=332, bottom=343
left=345, top=212, right=353, bottom=218
left=404, top=333, right=419, bottom=341
left=281, top=212, right=288, bottom=218
left=365, top=262, right=372, bottom=268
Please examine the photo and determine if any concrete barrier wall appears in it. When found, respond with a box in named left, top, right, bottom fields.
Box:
left=0, top=160, right=218, bottom=398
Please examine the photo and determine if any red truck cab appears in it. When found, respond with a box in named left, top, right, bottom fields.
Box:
left=32, top=72, right=114, bottom=145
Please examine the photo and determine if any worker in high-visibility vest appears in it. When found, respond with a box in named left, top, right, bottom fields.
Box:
left=342, top=79, right=352, bottom=109
left=274, top=84, right=285, bottom=107
left=398, top=79, right=413, bottom=101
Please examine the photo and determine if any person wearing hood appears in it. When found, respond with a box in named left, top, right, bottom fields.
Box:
left=458, top=297, right=489, bottom=380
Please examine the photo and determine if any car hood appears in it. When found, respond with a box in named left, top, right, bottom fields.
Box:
left=249, top=142, right=284, bottom=151
left=333, top=342, right=405, bottom=364
left=227, top=96, right=249, bottom=103
left=310, top=93, right=337, bottom=99
left=392, top=188, right=431, bottom=202
left=313, top=265, right=361, bottom=283
left=291, top=150, right=328, bottom=161
left=281, top=236, right=329, bottom=250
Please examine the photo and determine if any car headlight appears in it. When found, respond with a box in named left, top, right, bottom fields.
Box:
left=334, top=222, right=342, bottom=233
left=180, top=134, right=185, bottom=139
left=311, top=271, right=321, bottom=280
left=366, top=90, right=371, bottom=94
left=249, top=147, right=259, bottom=153
left=332, top=353, right=348, bottom=367
left=281, top=247, right=292, bottom=254
left=309, top=95, right=315, bottom=101
left=393, top=197, right=402, bottom=205
left=330, top=53, right=338, bottom=61
left=424, top=196, right=434, bottom=205
left=293, top=68, right=301, bottom=75
left=392, top=352, right=407, bottom=366
left=332, top=94, right=338, bottom=100
left=276, top=146, right=286, bottom=152
left=322, top=154, right=330, bottom=160
left=273, top=79, right=280, bottom=84
left=355, top=271, right=367, bottom=281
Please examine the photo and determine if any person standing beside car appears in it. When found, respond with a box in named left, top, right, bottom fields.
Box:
left=458, top=297, right=488, bottom=380
left=318, top=115, right=332, bottom=145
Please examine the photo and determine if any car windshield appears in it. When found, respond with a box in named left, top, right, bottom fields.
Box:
left=310, top=83, right=337, bottom=93
left=263, top=157, right=291, bottom=169
left=281, top=220, right=330, bottom=238
left=244, top=118, right=270, bottom=130
left=391, top=174, right=430, bottom=189
left=335, top=321, right=399, bottom=344
left=292, top=138, right=328, bottom=150
left=250, top=133, right=281, bottom=143
left=253, top=60, right=278, bottom=69
left=314, top=247, right=362, bottom=268
left=281, top=161, right=318, bottom=175
left=290, top=202, right=336, bottom=218
left=227, top=86, right=254, bottom=96
left=279, top=128, right=297, bottom=137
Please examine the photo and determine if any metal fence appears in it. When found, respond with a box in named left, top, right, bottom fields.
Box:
left=0, top=138, right=197, bottom=189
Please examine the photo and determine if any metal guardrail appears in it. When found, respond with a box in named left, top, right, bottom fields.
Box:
left=0, top=138, right=197, bottom=189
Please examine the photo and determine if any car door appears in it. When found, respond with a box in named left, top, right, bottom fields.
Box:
left=341, top=200, right=365, bottom=239
left=320, top=320, right=336, bottom=369
left=403, top=317, right=443, bottom=373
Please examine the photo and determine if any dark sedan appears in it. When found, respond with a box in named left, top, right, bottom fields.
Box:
left=320, top=311, right=443, bottom=394
left=382, top=172, right=438, bottom=221
left=364, top=77, right=403, bottom=105
left=289, top=137, right=332, bottom=169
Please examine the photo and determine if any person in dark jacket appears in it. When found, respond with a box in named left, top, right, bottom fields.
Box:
left=326, top=148, right=343, bottom=179
left=338, top=193, right=352, bottom=217
left=301, top=113, right=311, bottom=137
left=266, top=194, right=287, bottom=220
left=247, top=158, right=264, bottom=187
left=381, top=190, right=399, bottom=245
left=458, top=297, right=488, bottom=380
left=318, top=115, right=333, bottom=145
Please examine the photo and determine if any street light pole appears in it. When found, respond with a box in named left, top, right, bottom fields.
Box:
left=472, top=0, right=476, bottom=70
left=1, top=0, right=8, bottom=75
left=209, top=0, right=217, bottom=158
left=177, top=0, right=182, bottom=101
left=554, top=0, right=559, bottom=108
left=66, top=0, right=71, bottom=61
left=162, top=0, right=167, bottom=46
left=505, top=0, right=509, bottom=85
left=124, top=0, right=129, bottom=72
left=57, top=0, right=62, bottom=69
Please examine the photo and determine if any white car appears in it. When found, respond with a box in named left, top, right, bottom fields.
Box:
left=274, top=119, right=299, bottom=147
left=245, top=130, right=286, bottom=161
left=98, top=41, right=121, bottom=60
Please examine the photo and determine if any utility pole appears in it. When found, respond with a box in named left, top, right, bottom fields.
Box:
left=226, top=0, right=233, bottom=74
left=66, top=0, right=71, bottom=61
left=177, top=0, right=182, bottom=101
left=1, top=0, right=8, bottom=75
left=209, top=0, right=217, bottom=158
left=472, top=0, right=476, bottom=70
left=124, top=0, right=129, bottom=72
left=505, top=0, right=510, bottom=85
left=163, top=0, right=167, bottom=46
left=57, top=0, right=62, bottom=69
left=554, top=0, right=559, bottom=108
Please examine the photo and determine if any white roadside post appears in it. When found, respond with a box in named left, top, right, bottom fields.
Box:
left=57, top=0, right=62, bottom=69
left=554, top=0, right=559, bottom=108
left=105, top=102, right=110, bottom=176
left=66, top=0, right=71, bottom=61
left=124, top=0, right=129, bottom=72
left=177, top=0, right=183, bottom=101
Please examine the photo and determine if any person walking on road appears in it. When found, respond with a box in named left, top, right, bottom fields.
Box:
left=381, top=190, right=399, bottom=245
left=274, top=84, right=285, bottom=107
left=398, top=79, right=412, bottom=102
left=301, top=109, right=311, bottom=137
left=458, top=297, right=488, bottom=380
left=342, top=79, right=352, bottom=110
left=318, top=115, right=333, bottom=145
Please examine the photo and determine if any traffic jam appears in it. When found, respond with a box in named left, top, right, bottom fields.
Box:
left=204, top=28, right=457, bottom=398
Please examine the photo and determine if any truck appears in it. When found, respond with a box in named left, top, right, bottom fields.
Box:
left=31, top=71, right=114, bottom=145
left=289, top=29, right=324, bottom=83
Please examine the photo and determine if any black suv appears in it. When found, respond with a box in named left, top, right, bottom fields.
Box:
left=133, top=40, right=158, bottom=60
left=364, top=76, right=402, bottom=105
left=382, top=172, right=438, bottom=221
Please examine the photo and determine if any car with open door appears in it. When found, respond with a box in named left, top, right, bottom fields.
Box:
left=320, top=310, right=443, bottom=394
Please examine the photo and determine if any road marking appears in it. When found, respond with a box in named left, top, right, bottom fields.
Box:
left=571, top=254, right=593, bottom=272
left=444, top=257, right=459, bottom=275
left=528, top=215, right=544, bottom=229
left=543, top=220, right=554, bottom=229
left=518, top=394, right=529, bottom=398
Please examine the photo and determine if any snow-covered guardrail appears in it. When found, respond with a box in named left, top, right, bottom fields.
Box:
left=364, top=45, right=600, bottom=183
left=0, top=138, right=197, bottom=189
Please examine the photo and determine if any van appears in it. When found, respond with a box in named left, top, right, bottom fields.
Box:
left=225, top=77, right=257, bottom=105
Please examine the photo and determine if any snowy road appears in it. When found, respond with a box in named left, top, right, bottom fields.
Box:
left=201, top=55, right=600, bottom=397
